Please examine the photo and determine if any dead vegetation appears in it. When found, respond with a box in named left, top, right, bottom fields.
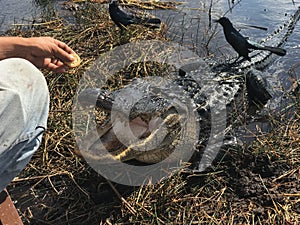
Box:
left=3, top=1, right=299, bottom=224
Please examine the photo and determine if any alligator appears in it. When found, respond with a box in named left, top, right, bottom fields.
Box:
left=74, top=7, right=300, bottom=172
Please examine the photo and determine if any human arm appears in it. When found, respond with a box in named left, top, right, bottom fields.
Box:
left=0, top=36, right=76, bottom=73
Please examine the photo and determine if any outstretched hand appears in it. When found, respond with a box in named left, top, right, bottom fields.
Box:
left=24, top=37, right=76, bottom=73
left=0, top=36, right=77, bottom=73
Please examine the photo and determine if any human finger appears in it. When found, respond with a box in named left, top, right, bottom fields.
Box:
left=44, top=58, right=68, bottom=73
left=52, top=44, right=75, bottom=64
left=47, top=63, right=68, bottom=73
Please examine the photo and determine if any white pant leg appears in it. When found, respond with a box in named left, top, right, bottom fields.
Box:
left=0, top=58, right=49, bottom=191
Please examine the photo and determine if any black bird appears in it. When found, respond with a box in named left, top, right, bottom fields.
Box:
left=109, top=0, right=161, bottom=31
left=215, top=17, right=286, bottom=61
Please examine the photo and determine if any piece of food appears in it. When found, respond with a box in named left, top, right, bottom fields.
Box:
left=66, top=52, right=81, bottom=68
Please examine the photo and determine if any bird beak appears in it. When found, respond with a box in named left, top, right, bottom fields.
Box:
left=213, top=19, right=220, bottom=23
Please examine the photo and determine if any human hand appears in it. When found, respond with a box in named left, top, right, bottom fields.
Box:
left=23, top=37, right=77, bottom=73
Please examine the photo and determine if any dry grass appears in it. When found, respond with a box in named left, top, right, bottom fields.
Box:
left=3, top=1, right=299, bottom=225
left=104, top=105, right=300, bottom=224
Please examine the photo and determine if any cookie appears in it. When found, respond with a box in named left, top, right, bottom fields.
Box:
left=66, top=52, right=81, bottom=68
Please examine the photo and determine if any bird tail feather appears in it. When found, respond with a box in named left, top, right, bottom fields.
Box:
left=259, top=46, right=287, bottom=56
left=135, top=17, right=161, bottom=25
left=144, top=18, right=161, bottom=24
left=247, top=40, right=286, bottom=56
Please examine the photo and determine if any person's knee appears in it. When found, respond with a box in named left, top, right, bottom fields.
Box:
left=0, top=58, right=47, bottom=90
left=0, top=58, right=50, bottom=140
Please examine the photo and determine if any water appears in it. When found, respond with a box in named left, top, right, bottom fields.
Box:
left=0, top=0, right=42, bottom=33
left=0, top=0, right=75, bottom=33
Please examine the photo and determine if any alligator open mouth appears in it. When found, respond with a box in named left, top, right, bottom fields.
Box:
left=76, top=77, right=198, bottom=165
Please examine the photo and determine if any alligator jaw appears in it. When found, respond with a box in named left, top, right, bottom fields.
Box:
left=77, top=105, right=182, bottom=164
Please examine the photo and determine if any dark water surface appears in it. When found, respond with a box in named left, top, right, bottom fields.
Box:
left=0, top=0, right=41, bottom=33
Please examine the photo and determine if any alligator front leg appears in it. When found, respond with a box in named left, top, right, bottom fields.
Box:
left=246, top=69, right=272, bottom=106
